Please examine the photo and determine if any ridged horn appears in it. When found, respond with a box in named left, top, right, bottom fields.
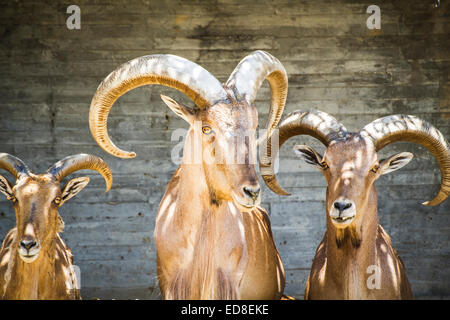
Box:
left=0, top=153, right=30, bottom=179
left=47, top=154, right=113, bottom=192
left=89, top=54, right=228, bottom=158
left=259, top=110, right=347, bottom=195
left=225, top=50, right=288, bottom=144
left=360, top=114, right=450, bottom=206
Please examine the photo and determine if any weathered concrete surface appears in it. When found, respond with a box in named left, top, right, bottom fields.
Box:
left=0, top=0, right=448, bottom=299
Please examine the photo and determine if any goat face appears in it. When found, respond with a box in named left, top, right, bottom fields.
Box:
left=0, top=174, right=90, bottom=263
left=11, top=175, right=62, bottom=262
left=0, top=153, right=111, bottom=263
left=294, top=134, right=413, bottom=229
left=262, top=110, right=448, bottom=242
left=162, top=96, right=261, bottom=211
left=89, top=52, right=288, bottom=212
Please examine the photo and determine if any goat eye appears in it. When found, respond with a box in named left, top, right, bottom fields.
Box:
left=53, top=197, right=62, bottom=205
left=371, top=164, right=379, bottom=173
left=7, top=195, right=17, bottom=203
left=321, top=162, right=329, bottom=170
left=202, top=126, right=212, bottom=135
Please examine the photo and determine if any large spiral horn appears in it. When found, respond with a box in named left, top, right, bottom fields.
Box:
left=360, top=114, right=450, bottom=206
left=259, top=110, right=347, bottom=195
left=89, top=54, right=228, bottom=158
left=47, top=154, right=113, bottom=192
left=0, top=153, right=30, bottom=179
left=225, top=50, right=288, bottom=144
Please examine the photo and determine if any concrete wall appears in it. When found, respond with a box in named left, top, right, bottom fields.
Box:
left=0, top=0, right=448, bottom=299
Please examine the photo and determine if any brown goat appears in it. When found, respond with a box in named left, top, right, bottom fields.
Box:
left=0, top=153, right=112, bottom=299
left=260, top=111, right=449, bottom=299
left=89, top=51, right=287, bottom=299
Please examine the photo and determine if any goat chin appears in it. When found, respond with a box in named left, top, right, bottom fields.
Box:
left=19, top=253, right=39, bottom=263
left=232, top=195, right=259, bottom=213
left=233, top=200, right=256, bottom=212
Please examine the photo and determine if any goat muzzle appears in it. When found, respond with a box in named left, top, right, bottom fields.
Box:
left=18, top=237, right=41, bottom=263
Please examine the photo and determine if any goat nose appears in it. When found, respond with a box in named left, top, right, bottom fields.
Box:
left=243, top=186, right=260, bottom=201
left=20, top=239, right=37, bottom=251
left=334, top=201, right=352, bottom=212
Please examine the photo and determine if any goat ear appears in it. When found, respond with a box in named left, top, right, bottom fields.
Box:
left=379, top=152, right=413, bottom=175
left=60, top=177, right=90, bottom=205
left=161, top=94, right=196, bottom=124
left=293, top=144, right=324, bottom=170
left=0, top=174, right=13, bottom=199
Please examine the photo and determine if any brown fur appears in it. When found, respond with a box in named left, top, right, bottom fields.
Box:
left=0, top=228, right=80, bottom=299
left=155, top=101, right=285, bottom=299
left=0, top=175, right=80, bottom=300
left=303, top=135, right=413, bottom=299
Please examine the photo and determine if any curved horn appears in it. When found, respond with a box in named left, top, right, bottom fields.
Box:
left=47, top=154, right=113, bottom=192
left=0, top=153, right=30, bottom=179
left=225, top=50, right=288, bottom=144
left=360, top=114, right=450, bottom=206
left=89, top=54, right=228, bottom=158
left=259, top=110, right=347, bottom=195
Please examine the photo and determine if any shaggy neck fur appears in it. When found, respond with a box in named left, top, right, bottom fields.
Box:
left=324, top=185, right=379, bottom=299
left=0, top=217, right=79, bottom=300
left=165, top=130, right=246, bottom=299
left=6, top=236, right=56, bottom=299
left=156, top=128, right=284, bottom=300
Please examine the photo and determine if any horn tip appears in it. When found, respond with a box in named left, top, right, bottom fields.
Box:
left=269, top=186, right=291, bottom=196
left=422, top=198, right=444, bottom=206
left=422, top=200, right=442, bottom=207
left=116, top=151, right=137, bottom=159
left=105, top=177, right=113, bottom=192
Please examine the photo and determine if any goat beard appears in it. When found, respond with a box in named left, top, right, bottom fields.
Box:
left=335, top=225, right=361, bottom=249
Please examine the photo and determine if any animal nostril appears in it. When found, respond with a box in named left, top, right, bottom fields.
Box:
left=243, top=186, right=260, bottom=200
left=20, top=240, right=37, bottom=251
left=334, top=202, right=352, bottom=211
